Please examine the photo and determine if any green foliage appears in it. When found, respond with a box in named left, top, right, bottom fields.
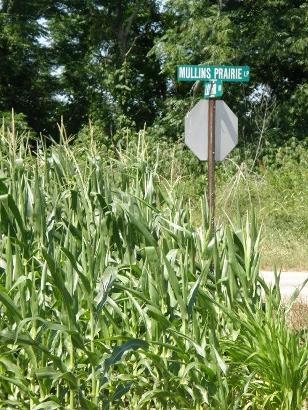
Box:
left=47, top=0, right=166, bottom=135
left=213, top=142, right=308, bottom=270
left=152, top=0, right=308, bottom=147
left=0, top=0, right=306, bottom=153
left=0, top=2, right=58, bottom=134
left=0, top=125, right=306, bottom=409
left=152, top=1, right=234, bottom=74
left=0, top=110, right=34, bottom=137
left=74, top=123, right=308, bottom=271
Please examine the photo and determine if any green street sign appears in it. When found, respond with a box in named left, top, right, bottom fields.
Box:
left=177, top=65, right=250, bottom=82
left=204, top=80, right=223, bottom=98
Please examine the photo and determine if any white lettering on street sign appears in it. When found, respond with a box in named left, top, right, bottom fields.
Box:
left=185, top=100, right=238, bottom=161
left=177, top=65, right=250, bottom=82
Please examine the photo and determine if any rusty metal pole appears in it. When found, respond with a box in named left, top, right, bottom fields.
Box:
left=207, top=98, right=216, bottom=231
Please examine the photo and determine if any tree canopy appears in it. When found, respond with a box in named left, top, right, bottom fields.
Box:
left=0, top=0, right=307, bottom=144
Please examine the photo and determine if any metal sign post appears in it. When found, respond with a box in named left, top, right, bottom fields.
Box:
left=208, top=98, right=216, bottom=229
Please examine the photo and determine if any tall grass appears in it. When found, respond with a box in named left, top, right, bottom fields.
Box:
left=0, top=126, right=306, bottom=409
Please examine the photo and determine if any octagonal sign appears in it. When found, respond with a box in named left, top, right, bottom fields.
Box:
left=185, top=100, right=238, bottom=161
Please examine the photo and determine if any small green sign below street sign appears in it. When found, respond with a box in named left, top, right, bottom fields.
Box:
left=177, top=65, right=250, bottom=82
left=204, top=80, right=223, bottom=98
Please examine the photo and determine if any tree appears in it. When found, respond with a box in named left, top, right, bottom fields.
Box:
left=0, top=0, right=58, bottom=134
left=48, top=0, right=166, bottom=135
left=151, top=0, right=308, bottom=144
left=227, top=0, right=308, bottom=142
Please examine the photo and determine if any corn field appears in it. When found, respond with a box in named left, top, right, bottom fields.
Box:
left=0, top=126, right=307, bottom=409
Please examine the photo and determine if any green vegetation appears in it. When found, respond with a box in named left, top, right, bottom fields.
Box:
left=75, top=124, right=308, bottom=270
left=0, top=1, right=307, bottom=408
left=0, top=128, right=306, bottom=409
left=0, top=1, right=307, bottom=141
left=1, top=1, right=307, bottom=268
left=215, top=142, right=308, bottom=270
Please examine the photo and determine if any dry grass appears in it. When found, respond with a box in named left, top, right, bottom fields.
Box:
left=261, top=232, right=308, bottom=271
left=286, top=299, right=308, bottom=331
